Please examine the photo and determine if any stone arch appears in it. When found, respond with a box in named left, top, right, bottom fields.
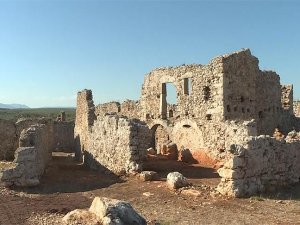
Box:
left=172, top=119, right=214, bottom=164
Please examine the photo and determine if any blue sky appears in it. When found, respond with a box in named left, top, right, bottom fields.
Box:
left=0, top=0, right=299, bottom=107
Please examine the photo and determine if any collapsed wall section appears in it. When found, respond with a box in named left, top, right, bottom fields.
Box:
left=85, top=115, right=152, bottom=175
left=0, top=124, right=53, bottom=186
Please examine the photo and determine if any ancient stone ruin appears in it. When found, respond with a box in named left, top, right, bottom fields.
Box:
left=74, top=49, right=300, bottom=197
left=0, top=118, right=74, bottom=186
left=1, top=48, right=300, bottom=198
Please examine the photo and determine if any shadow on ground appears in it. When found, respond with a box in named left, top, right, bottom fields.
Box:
left=259, top=182, right=300, bottom=200
left=143, top=158, right=220, bottom=180
left=12, top=152, right=124, bottom=194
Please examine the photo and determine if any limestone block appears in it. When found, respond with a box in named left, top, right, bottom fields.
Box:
left=63, top=209, right=99, bottom=225
left=139, top=171, right=158, bottom=181
left=167, top=172, right=189, bottom=189
left=89, top=197, right=147, bottom=225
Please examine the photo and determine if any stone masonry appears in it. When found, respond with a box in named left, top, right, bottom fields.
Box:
left=75, top=90, right=152, bottom=174
left=85, top=115, right=152, bottom=174
left=0, top=118, right=74, bottom=161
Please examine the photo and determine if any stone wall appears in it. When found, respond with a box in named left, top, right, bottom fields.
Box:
left=217, top=130, right=300, bottom=197
left=0, top=118, right=75, bottom=160
left=0, top=124, right=53, bottom=186
left=85, top=115, right=152, bottom=174
left=293, top=101, right=300, bottom=117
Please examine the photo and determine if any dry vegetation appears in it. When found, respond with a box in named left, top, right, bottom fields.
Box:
left=0, top=108, right=76, bottom=122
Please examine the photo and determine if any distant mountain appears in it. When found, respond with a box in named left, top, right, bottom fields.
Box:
left=0, top=103, right=30, bottom=109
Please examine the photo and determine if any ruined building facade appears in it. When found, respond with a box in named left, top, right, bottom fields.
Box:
left=73, top=49, right=300, bottom=197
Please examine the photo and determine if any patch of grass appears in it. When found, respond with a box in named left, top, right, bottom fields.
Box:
left=0, top=108, right=76, bottom=122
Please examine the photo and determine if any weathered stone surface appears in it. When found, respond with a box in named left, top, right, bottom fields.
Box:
left=217, top=132, right=300, bottom=197
left=63, top=209, right=100, bottom=225
left=89, top=197, right=147, bottom=225
left=85, top=115, right=152, bottom=174
left=139, top=171, right=158, bottom=181
left=167, top=172, right=189, bottom=189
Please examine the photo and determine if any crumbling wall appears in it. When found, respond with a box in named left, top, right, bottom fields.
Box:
left=74, top=89, right=95, bottom=159
left=0, top=118, right=74, bottom=160
left=223, top=49, right=259, bottom=121
left=85, top=115, right=152, bottom=174
left=255, top=71, right=282, bottom=135
left=95, top=101, right=120, bottom=117
left=294, top=101, right=300, bottom=117
left=95, top=100, right=140, bottom=119
left=140, top=62, right=224, bottom=123
left=0, top=124, right=53, bottom=186
left=217, top=131, right=300, bottom=197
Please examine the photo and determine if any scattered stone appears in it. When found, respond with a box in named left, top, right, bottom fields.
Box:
left=167, top=172, right=189, bottom=190
left=63, top=197, right=147, bottom=225
left=140, top=171, right=158, bottom=181
left=181, top=189, right=201, bottom=197
left=143, top=192, right=154, bottom=197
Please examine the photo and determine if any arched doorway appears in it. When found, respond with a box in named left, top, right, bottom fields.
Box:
left=151, top=124, right=170, bottom=154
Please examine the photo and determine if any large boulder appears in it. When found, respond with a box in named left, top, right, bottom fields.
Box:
left=167, top=172, right=189, bottom=189
left=63, top=197, right=147, bottom=225
left=90, top=197, right=146, bottom=225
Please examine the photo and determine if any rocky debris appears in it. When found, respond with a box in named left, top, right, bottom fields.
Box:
left=167, top=172, right=189, bottom=190
left=63, top=197, right=147, bottom=225
left=139, top=171, right=158, bottom=182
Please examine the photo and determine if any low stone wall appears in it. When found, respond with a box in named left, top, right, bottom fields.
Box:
left=0, top=124, right=53, bottom=186
left=85, top=115, right=152, bottom=175
left=217, top=132, right=300, bottom=197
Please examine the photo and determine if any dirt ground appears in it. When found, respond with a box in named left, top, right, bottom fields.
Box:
left=1, top=153, right=300, bottom=225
